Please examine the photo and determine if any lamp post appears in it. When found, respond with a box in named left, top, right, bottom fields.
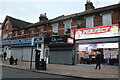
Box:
left=73, top=29, right=76, bottom=65
left=30, top=38, right=34, bottom=70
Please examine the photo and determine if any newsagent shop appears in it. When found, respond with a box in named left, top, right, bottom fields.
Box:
left=74, top=24, right=120, bottom=66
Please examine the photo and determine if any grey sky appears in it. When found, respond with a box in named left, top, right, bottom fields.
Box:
left=0, top=0, right=119, bottom=23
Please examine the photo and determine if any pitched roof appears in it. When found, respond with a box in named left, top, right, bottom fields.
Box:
left=15, top=3, right=120, bottom=30
left=3, top=16, right=32, bottom=29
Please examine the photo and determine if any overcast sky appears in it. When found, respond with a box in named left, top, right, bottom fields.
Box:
left=0, top=0, right=119, bottom=23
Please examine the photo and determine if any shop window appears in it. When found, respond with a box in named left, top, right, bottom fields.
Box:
left=86, top=16, right=94, bottom=28
left=52, top=24, right=58, bottom=36
left=102, top=13, right=112, bottom=26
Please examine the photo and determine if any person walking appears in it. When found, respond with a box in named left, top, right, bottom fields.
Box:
left=14, top=58, right=18, bottom=65
left=95, top=52, right=102, bottom=69
left=9, top=56, right=14, bottom=65
left=3, top=52, right=7, bottom=61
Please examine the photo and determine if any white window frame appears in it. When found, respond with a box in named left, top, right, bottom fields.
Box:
left=86, top=16, right=94, bottom=28
left=9, top=32, right=12, bottom=39
left=15, top=32, right=18, bottom=39
left=102, top=13, right=112, bottom=26
left=39, top=28, right=43, bottom=37
left=31, top=30, right=34, bottom=38
left=5, top=21, right=9, bottom=30
left=64, top=21, right=71, bottom=35
left=3, top=34, right=8, bottom=40
left=21, top=31, right=24, bottom=38
left=52, top=23, right=58, bottom=36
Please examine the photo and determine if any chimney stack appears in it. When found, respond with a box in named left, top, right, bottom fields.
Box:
left=85, top=0, right=95, bottom=11
left=39, top=13, right=48, bottom=22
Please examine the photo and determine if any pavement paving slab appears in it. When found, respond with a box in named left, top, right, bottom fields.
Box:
left=0, top=60, right=119, bottom=79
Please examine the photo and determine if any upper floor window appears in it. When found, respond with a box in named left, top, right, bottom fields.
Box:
left=102, top=13, right=112, bottom=26
left=5, top=21, right=9, bottom=30
left=86, top=16, right=94, bottom=28
left=39, top=28, right=43, bottom=37
left=3, top=34, right=8, bottom=40
left=21, top=31, right=24, bottom=39
left=64, top=21, right=71, bottom=35
left=9, top=32, right=12, bottom=39
left=52, top=24, right=58, bottom=36
left=30, top=30, right=34, bottom=38
left=15, top=32, right=18, bottom=39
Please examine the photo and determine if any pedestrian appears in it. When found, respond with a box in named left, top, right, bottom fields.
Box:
left=3, top=52, right=7, bottom=61
left=0, top=54, right=3, bottom=60
left=95, top=52, right=102, bottom=69
left=14, top=58, right=18, bottom=65
left=9, top=56, right=14, bottom=65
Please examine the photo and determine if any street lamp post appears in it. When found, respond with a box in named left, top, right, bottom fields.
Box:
left=73, top=29, right=76, bottom=65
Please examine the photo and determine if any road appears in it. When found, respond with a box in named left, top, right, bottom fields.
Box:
left=1, top=66, right=91, bottom=80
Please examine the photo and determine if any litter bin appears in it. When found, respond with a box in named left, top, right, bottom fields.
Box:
left=38, top=59, right=46, bottom=70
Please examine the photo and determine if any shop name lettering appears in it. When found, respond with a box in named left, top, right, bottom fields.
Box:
left=50, top=38, right=64, bottom=43
left=83, top=27, right=110, bottom=34
left=2, top=38, right=42, bottom=45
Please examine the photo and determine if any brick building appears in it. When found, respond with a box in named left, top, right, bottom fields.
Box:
left=1, top=1, right=120, bottom=65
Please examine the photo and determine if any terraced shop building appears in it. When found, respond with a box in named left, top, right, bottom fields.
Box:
left=1, top=1, right=120, bottom=65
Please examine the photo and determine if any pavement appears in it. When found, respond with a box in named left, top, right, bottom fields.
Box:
left=0, top=59, right=119, bottom=79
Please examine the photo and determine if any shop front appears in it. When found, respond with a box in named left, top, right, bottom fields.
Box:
left=44, top=36, right=74, bottom=65
left=2, top=37, right=43, bottom=61
left=74, top=24, right=120, bottom=66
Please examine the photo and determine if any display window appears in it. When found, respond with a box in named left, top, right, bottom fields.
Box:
left=77, top=43, right=118, bottom=66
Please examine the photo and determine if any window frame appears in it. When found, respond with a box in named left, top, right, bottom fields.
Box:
left=86, top=16, right=94, bottom=28
left=30, top=30, right=34, bottom=38
left=21, top=31, right=24, bottom=39
left=64, top=21, right=71, bottom=35
left=102, top=13, right=112, bottom=26
left=52, top=23, right=58, bottom=36
left=39, top=28, right=43, bottom=37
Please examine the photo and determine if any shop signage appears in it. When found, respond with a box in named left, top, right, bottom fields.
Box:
left=50, top=37, right=66, bottom=44
left=67, top=38, right=74, bottom=44
left=1, top=37, right=43, bottom=45
left=44, top=36, right=73, bottom=44
left=73, top=25, right=119, bottom=39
